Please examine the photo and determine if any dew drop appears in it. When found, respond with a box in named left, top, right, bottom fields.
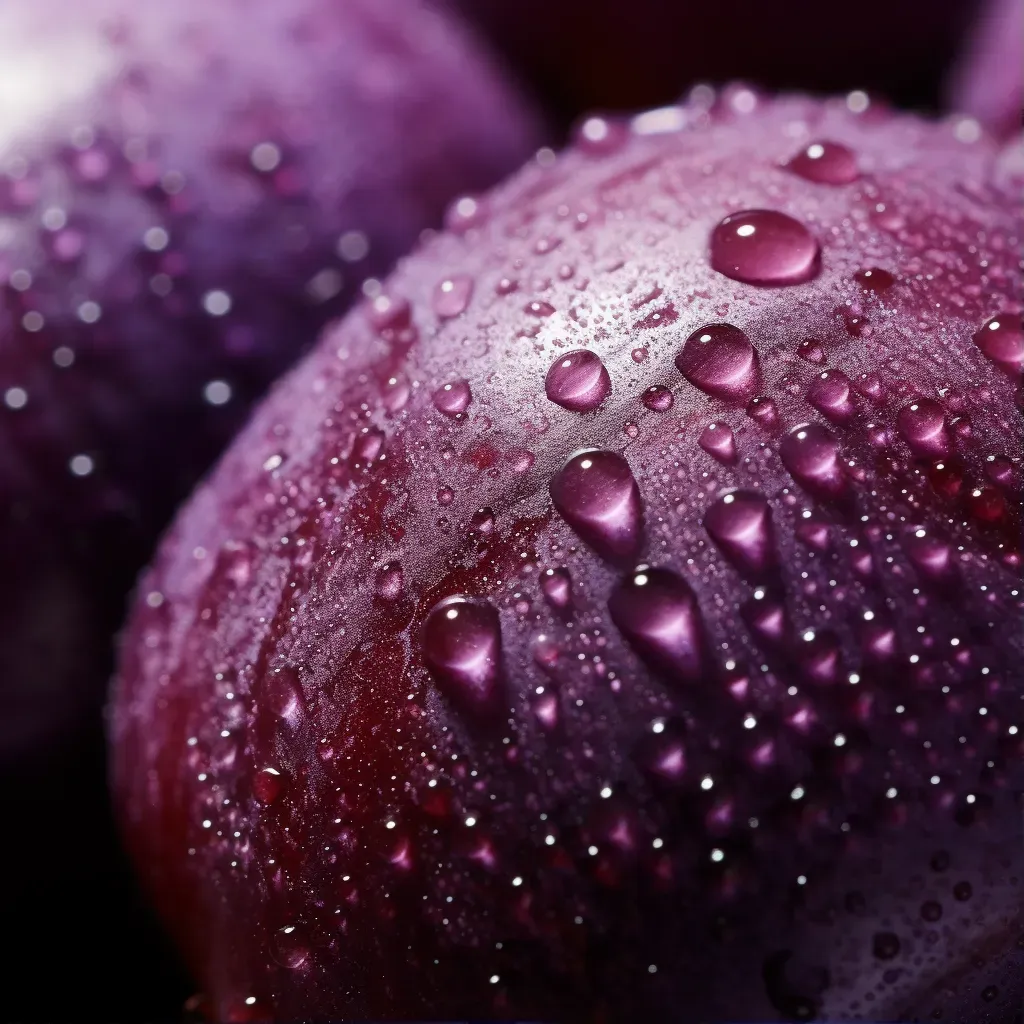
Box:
left=541, top=567, right=573, bottom=610
left=779, top=423, right=848, bottom=499
left=896, top=399, right=950, bottom=458
left=608, top=567, right=708, bottom=685
left=525, top=300, right=556, bottom=318
left=575, top=115, right=629, bottom=155
left=872, top=932, right=901, bottom=960
left=903, top=530, right=958, bottom=585
left=641, top=385, right=674, bottom=412
left=710, top=210, right=820, bottom=286
left=350, top=428, right=385, bottom=467
left=698, top=421, right=738, bottom=464
left=422, top=597, right=503, bottom=718
left=703, top=491, right=777, bottom=576
left=545, top=350, right=611, bottom=411
left=797, top=339, right=825, bottom=364
left=375, top=562, right=405, bottom=602
left=920, top=900, right=943, bottom=922
left=261, top=670, right=303, bottom=720
left=854, top=267, right=896, bottom=292
left=928, top=460, right=964, bottom=498
left=972, top=315, right=1023, bottom=375
left=676, top=324, right=761, bottom=401
left=745, top=395, right=778, bottom=427
left=432, top=379, right=472, bottom=417
left=469, top=507, right=496, bottom=536
left=550, top=450, right=644, bottom=559
left=252, top=767, right=286, bottom=805
left=807, top=369, right=856, bottom=423
left=272, top=925, right=310, bottom=970
left=433, top=275, right=473, bottom=319
left=786, top=141, right=859, bottom=185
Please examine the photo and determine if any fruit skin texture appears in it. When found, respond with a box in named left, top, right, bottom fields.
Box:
left=0, top=0, right=539, bottom=1016
left=113, top=94, right=1023, bottom=1022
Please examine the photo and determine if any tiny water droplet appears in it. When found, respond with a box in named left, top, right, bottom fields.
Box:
left=641, top=385, right=674, bottom=412
left=433, top=275, right=473, bottom=319
left=710, top=210, right=820, bottom=286
left=903, top=530, right=958, bottom=585
left=525, top=300, right=556, bottom=318
left=608, top=567, right=708, bottom=685
left=550, top=450, right=644, bottom=559
left=807, top=369, right=856, bottom=423
left=972, top=315, right=1022, bottom=375
left=786, top=141, right=859, bottom=185
left=545, top=350, right=611, bottom=411
left=432, top=379, right=472, bottom=417
left=575, top=115, right=629, bottom=155
left=897, top=399, right=950, bottom=458
left=367, top=293, right=411, bottom=334
left=676, top=324, right=760, bottom=401
left=423, top=597, right=503, bottom=718
left=780, top=423, right=848, bottom=499
left=541, top=567, right=573, bottom=610
left=694, top=422, right=739, bottom=468
left=703, top=490, right=777, bottom=576
left=797, top=339, right=825, bottom=364
left=745, top=395, right=778, bottom=427
left=350, top=428, right=386, bottom=466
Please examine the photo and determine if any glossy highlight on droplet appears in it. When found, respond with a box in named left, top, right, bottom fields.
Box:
left=676, top=324, right=760, bottom=401
left=545, top=349, right=611, bottom=412
left=432, top=379, right=472, bottom=417
left=432, top=274, right=473, bottom=319
left=608, top=566, right=708, bottom=685
left=550, top=449, right=644, bottom=559
left=709, top=209, right=820, bottom=286
left=422, top=596, right=504, bottom=719
left=972, top=315, right=1023, bottom=375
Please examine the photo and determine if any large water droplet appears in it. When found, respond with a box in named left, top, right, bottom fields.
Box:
left=972, top=315, right=1023, bottom=375
left=698, top=421, right=738, bottom=464
left=896, top=399, right=950, bottom=458
left=433, top=275, right=473, bottom=319
left=545, top=349, right=611, bottom=411
left=786, top=141, right=859, bottom=185
left=432, top=379, right=472, bottom=417
left=423, top=597, right=503, bottom=718
left=550, top=450, right=644, bottom=559
left=779, top=423, right=848, bottom=499
left=608, top=567, right=708, bottom=685
left=676, top=324, right=760, bottom=401
left=710, top=210, right=820, bottom=286
left=806, top=370, right=856, bottom=423
left=703, top=490, right=777, bottom=576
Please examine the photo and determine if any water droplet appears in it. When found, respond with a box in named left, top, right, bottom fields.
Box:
left=423, top=597, right=503, bottom=718
left=375, top=562, right=405, bottom=602
left=972, top=315, right=1022, bottom=375
left=631, top=347, right=649, bottom=363
left=872, top=932, right=901, bottom=960
left=854, top=267, right=896, bottom=292
left=920, top=900, right=943, bottom=922
left=541, top=567, right=573, bottom=610
left=703, top=491, right=777, bottom=576
left=797, top=339, right=825, bottom=364
left=807, top=369, right=856, bottom=423
left=432, top=379, right=472, bottom=417
left=608, top=567, right=708, bottom=685
left=436, top=486, right=456, bottom=507
left=897, top=399, right=950, bottom=458
left=550, top=450, right=644, bottom=559
left=545, top=350, right=611, bottom=412
left=676, top=324, right=761, bottom=401
left=698, top=422, right=738, bottom=464
left=742, top=592, right=791, bottom=650
left=641, top=385, right=674, bottom=412
left=575, top=115, right=629, bottom=155
left=745, top=395, right=778, bottom=427
left=252, top=767, right=286, bottom=804
left=786, top=141, right=859, bottom=185
left=261, top=670, right=303, bottom=720
left=797, top=629, right=842, bottom=684
left=525, top=300, right=556, bottom=318
left=350, top=428, right=385, bottom=467
left=710, top=210, right=820, bottom=285
left=635, top=723, right=688, bottom=784
left=779, top=423, right=848, bottom=499
left=967, top=485, right=1008, bottom=523
left=928, top=460, right=964, bottom=498
left=433, top=275, right=473, bottom=319
left=469, top=508, right=496, bottom=536
left=903, top=530, right=958, bottom=585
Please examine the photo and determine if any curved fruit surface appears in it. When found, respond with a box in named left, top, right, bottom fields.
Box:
left=113, top=93, right=1023, bottom=1022
left=450, top=0, right=981, bottom=124
left=0, top=0, right=539, bottom=1016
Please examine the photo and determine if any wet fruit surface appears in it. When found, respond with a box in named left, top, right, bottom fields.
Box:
left=113, top=94, right=1023, bottom=1022
left=0, top=0, right=539, bottom=1017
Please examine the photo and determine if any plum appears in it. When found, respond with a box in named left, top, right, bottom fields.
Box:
left=0, top=0, right=539, bottom=1016
left=446, top=0, right=984, bottom=127
left=112, top=92, right=1022, bottom=1021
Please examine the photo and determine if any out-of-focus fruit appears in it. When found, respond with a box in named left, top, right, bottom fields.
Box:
left=0, top=0, right=539, bottom=1016
left=445, top=0, right=981, bottom=125
left=113, top=93, right=1023, bottom=1022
